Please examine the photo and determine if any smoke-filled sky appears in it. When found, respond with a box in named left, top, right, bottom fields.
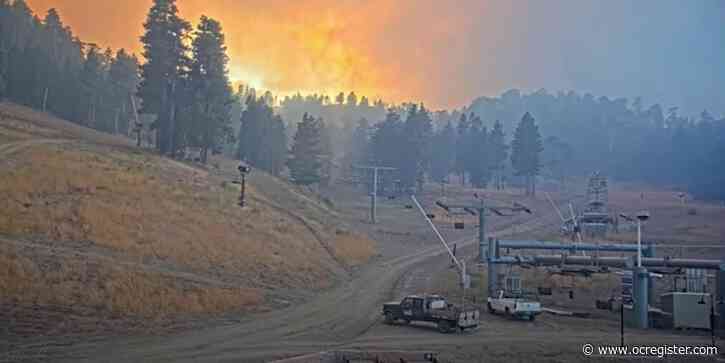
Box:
left=27, top=0, right=724, bottom=115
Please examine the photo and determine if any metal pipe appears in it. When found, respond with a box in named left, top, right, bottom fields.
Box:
left=497, top=240, right=649, bottom=254
left=488, top=237, right=497, bottom=297
left=492, top=255, right=724, bottom=270
left=637, top=220, right=642, bottom=267
left=411, top=195, right=462, bottom=270
left=478, top=199, right=485, bottom=264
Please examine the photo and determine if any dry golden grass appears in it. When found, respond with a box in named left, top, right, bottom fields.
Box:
left=0, top=101, right=375, bottom=320
left=0, top=144, right=344, bottom=287
left=0, top=101, right=130, bottom=146
left=0, top=244, right=262, bottom=318
left=330, top=229, right=377, bottom=266
left=607, top=187, right=725, bottom=244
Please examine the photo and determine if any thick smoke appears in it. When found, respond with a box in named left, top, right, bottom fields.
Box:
left=27, top=0, right=724, bottom=114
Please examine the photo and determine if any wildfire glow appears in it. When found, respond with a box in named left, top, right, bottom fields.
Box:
left=25, top=0, right=506, bottom=109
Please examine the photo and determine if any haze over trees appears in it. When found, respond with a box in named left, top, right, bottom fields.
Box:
left=511, top=112, right=543, bottom=196
left=0, top=1, right=139, bottom=133
left=237, top=94, right=287, bottom=176
left=288, top=113, right=324, bottom=186
left=0, top=1, right=723, bottom=200
left=465, top=90, right=725, bottom=200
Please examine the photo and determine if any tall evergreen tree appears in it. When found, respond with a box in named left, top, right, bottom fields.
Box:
left=238, top=95, right=287, bottom=175
left=371, top=110, right=403, bottom=168
left=138, top=0, right=191, bottom=154
left=189, top=15, right=233, bottom=163
left=346, top=91, right=357, bottom=107
left=319, top=120, right=334, bottom=187
left=0, top=0, right=9, bottom=99
left=400, top=104, right=433, bottom=190
left=488, top=120, right=509, bottom=190
left=455, top=113, right=470, bottom=185
left=466, top=116, right=491, bottom=188
left=430, top=121, right=456, bottom=183
left=109, top=49, right=140, bottom=134
left=288, top=113, right=324, bottom=185
left=345, top=118, right=371, bottom=167
left=511, top=112, right=543, bottom=196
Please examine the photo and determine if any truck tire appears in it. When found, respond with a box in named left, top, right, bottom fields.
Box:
left=504, top=307, right=511, bottom=316
left=487, top=302, right=495, bottom=314
left=529, top=314, right=536, bottom=322
left=384, top=312, right=395, bottom=325
left=437, top=320, right=452, bottom=334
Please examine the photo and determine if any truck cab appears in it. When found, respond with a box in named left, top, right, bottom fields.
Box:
left=399, top=295, right=447, bottom=321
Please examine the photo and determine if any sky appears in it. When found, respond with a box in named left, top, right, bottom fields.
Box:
left=26, top=0, right=725, bottom=115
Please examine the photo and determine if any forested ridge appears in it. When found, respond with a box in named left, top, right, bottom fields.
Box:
left=1, top=0, right=722, bottom=200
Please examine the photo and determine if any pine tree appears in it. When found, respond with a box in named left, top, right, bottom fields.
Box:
left=138, top=0, right=191, bottom=154
left=455, top=113, right=470, bottom=185
left=400, top=104, right=433, bottom=190
left=463, top=114, right=485, bottom=187
left=430, top=121, right=456, bottom=183
left=109, top=49, right=140, bottom=135
left=238, top=95, right=287, bottom=175
left=267, top=114, right=288, bottom=176
left=348, top=118, right=371, bottom=166
left=189, top=15, right=233, bottom=163
left=288, top=113, right=324, bottom=185
left=511, top=112, right=543, bottom=196
left=79, top=45, right=107, bottom=129
left=319, top=120, right=334, bottom=187
left=346, top=91, right=357, bottom=107
left=0, top=0, right=9, bottom=99
left=488, top=120, right=509, bottom=190
left=371, top=110, right=403, bottom=168
left=467, top=117, right=491, bottom=188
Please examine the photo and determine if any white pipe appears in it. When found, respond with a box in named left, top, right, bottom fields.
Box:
left=411, top=195, right=462, bottom=270
left=545, top=191, right=566, bottom=223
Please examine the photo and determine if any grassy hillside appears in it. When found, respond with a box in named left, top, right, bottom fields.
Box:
left=0, top=102, right=375, bottom=334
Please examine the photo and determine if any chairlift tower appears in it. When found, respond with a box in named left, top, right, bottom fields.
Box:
left=586, top=171, right=609, bottom=213
left=435, top=194, right=532, bottom=265
left=352, top=165, right=397, bottom=224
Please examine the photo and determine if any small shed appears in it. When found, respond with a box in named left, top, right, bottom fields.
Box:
left=660, top=292, right=712, bottom=329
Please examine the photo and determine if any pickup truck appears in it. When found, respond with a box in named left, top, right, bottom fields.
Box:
left=382, top=294, right=479, bottom=333
left=487, top=290, right=541, bottom=321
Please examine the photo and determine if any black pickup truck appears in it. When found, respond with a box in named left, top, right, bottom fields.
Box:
left=382, top=294, right=479, bottom=333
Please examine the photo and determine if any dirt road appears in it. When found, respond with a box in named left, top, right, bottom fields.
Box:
left=57, top=198, right=577, bottom=362
left=28, top=190, right=719, bottom=362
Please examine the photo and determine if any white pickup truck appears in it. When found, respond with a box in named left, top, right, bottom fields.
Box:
left=487, top=290, right=541, bottom=321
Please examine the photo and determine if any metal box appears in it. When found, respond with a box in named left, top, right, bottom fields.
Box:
left=661, top=292, right=711, bottom=329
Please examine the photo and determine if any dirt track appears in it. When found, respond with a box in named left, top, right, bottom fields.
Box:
left=29, top=190, right=713, bottom=362
left=1, top=183, right=716, bottom=363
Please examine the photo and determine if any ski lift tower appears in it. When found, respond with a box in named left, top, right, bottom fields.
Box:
left=436, top=193, right=532, bottom=265
left=353, top=165, right=397, bottom=224
left=581, top=172, right=611, bottom=237
left=587, top=171, right=609, bottom=210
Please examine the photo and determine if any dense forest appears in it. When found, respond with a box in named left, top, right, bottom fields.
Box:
left=0, top=0, right=139, bottom=134
left=1, top=0, right=723, bottom=200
